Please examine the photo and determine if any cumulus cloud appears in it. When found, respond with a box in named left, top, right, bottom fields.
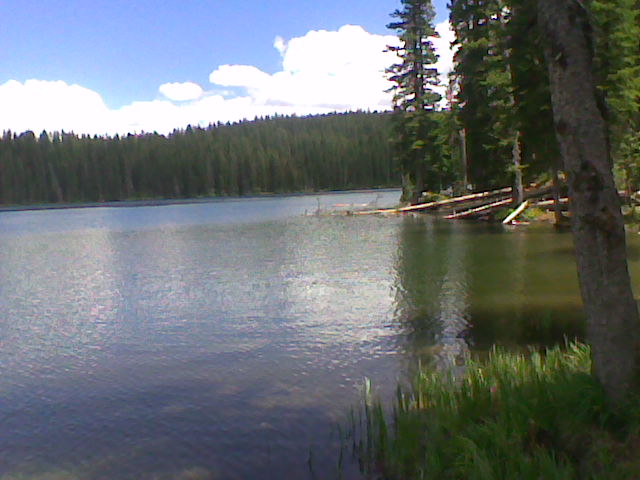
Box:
left=0, top=23, right=455, bottom=135
left=158, top=81, right=204, bottom=101
left=0, top=79, right=111, bottom=134
left=209, top=25, right=399, bottom=111
left=210, top=65, right=272, bottom=91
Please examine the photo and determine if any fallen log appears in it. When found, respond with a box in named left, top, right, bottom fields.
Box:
left=534, top=198, right=569, bottom=207
left=354, top=187, right=512, bottom=215
left=444, top=198, right=513, bottom=220
left=444, top=184, right=562, bottom=221
left=502, top=200, right=530, bottom=224
left=523, top=184, right=557, bottom=200
left=399, top=187, right=513, bottom=212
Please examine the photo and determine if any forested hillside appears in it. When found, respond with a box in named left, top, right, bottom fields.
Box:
left=0, top=112, right=396, bottom=205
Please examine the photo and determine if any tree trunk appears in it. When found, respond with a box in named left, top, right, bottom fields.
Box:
left=401, top=172, right=413, bottom=204
left=551, top=164, right=563, bottom=225
left=512, top=132, right=524, bottom=204
left=537, top=0, right=640, bottom=403
left=412, top=168, right=424, bottom=205
left=460, top=128, right=468, bottom=192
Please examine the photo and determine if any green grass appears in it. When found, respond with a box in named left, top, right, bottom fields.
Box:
left=344, top=342, right=640, bottom=479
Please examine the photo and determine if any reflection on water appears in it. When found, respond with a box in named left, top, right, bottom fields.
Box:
left=393, top=217, right=471, bottom=373
left=393, top=217, right=587, bottom=366
left=432, top=220, right=470, bottom=373
left=0, top=191, right=404, bottom=480
left=0, top=191, right=611, bottom=479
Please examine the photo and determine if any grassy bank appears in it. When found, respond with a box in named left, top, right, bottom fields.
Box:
left=345, top=342, right=639, bottom=479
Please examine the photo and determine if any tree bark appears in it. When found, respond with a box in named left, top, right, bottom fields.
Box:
left=512, top=132, right=524, bottom=204
left=412, top=168, right=424, bottom=205
left=537, top=0, right=640, bottom=403
left=551, top=164, right=563, bottom=225
left=460, top=128, right=468, bottom=192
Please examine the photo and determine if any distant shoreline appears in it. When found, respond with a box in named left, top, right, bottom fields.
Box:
left=0, top=187, right=401, bottom=213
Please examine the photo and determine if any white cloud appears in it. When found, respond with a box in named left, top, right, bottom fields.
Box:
left=433, top=21, right=456, bottom=81
left=209, top=25, right=400, bottom=111
left=209, top=65, right=272, bottom=91
left=273, top=36, right=286, bottom=56
left=158, top=81, right=203, bottom=101
left=0, top=79, right=111, bottom=134
left=0, top=23, right=455, bottom=135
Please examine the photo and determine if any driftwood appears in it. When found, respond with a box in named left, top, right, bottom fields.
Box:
left=449, top=185, right=564, bottom=221
left=502, top=200, right=530, bottom=224
left=444, top=198, right=513, bottom=219
left=399, top=187, right=512, bottom=212
left=354, top=187, right=512, bottom=215
left=534, top=198, right=569, bottom=207
left=352, top=183, right=566, bottom=221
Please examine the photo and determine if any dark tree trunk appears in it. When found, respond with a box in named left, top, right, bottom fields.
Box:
left=401, top=172, right=413, bottom=204
left=551, top=164, right=563, bottom=225
left=413, top=169, right=424, bottom=205
left=512, top=132, right=524, bottom=204
left=460, top=128, right=468, bottom=192
left=537, top=0, right=640, bottom=403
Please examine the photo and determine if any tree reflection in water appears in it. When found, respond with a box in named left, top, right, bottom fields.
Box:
left=392, top=216, right=586, bottom=373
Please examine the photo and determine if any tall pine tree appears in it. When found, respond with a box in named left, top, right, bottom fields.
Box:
left=387, top=0, right=443, bottom=204
left=449, top=0, right=560, bottom=198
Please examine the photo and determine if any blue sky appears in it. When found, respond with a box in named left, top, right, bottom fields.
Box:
left=0, top=0, right=452, bottom=134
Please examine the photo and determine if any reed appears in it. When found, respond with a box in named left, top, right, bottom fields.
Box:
left=344, top=342, right=640, bottom=479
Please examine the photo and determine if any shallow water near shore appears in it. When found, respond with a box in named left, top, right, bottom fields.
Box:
left=0, top=190, right=632, bottom=479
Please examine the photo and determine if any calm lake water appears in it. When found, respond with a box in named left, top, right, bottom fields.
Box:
left=1, top=190, right=634, bottom=480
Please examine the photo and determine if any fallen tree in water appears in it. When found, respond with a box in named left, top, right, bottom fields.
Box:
left=354, top=184, right=565, bottom=222
left=354, top=187, right=512, bottom=215
left=444, top=198, right=513, bottom=219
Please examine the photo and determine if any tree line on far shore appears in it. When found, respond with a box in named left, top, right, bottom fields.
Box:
left=0, top=112, right=397, bottom=205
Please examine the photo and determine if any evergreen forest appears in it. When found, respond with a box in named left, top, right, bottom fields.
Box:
left=1, top=0, right=638, bottom=210
left=387, top=0, right=639, bottom=204
left=0, top=112, right=396, bottom=205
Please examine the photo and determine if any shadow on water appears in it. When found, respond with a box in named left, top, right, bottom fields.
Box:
left=391, top=216, right=586, bottom=371
left=0, top=362, right=360, bottom=480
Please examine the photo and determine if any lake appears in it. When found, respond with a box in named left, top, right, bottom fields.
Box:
left=0, top=190, right=628, bottom=480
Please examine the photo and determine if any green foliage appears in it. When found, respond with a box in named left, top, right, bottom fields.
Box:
left=420, top=191, right=449, bottom=203
left=387, top=0, right=450, bottom=203
left=446, top=0, right=638, bottom=193
left=449, top=0, right=560, bottom=190
left=591, top=0, right=640, bottom=192
left=0, top=112, right=396, bottom=205
left=345, top=342, right=640, bottom=479
left=519, top=206, right=546, bottom=221
left=449, top=0, right=510, bottom=188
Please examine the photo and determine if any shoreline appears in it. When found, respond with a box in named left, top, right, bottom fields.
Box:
left=0, top=187, right=401, bottom=213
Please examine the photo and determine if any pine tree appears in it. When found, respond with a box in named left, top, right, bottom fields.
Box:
left=449, top=0, right=518, bottom=190
left=449, top=0, right=560, bottom=197
left=591, top=0, right=640, bottom=192
left=387, top=0, right=443, bottom=204
left=0, top=113, right=396, bottom=205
